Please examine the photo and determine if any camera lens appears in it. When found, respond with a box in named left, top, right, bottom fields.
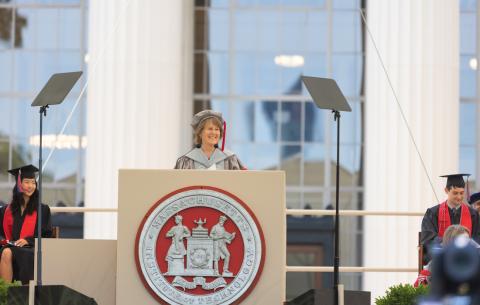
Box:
left=443, top=237, right=480, bottom=283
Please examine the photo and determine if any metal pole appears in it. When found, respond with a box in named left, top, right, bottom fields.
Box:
left=333, top=110, right=341, bottom=305
left=37, top=106, right=47, bottom=287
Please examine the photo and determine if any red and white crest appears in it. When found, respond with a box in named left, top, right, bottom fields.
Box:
left=135, top=186, right=265, bottom=305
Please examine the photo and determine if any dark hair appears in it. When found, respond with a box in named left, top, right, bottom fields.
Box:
left=10, top=182, right=38, bottom=215
left=446, top=185, right=465, bottom=191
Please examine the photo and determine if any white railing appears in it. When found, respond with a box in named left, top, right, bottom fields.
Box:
left=51, top=207, right=425, bottom=216
left=50, top=208, right=422, bottom=273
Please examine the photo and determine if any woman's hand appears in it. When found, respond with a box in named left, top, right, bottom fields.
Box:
left=14, top=239, right=29, bottom=247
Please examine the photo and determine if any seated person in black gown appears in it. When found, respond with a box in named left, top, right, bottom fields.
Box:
left=469, top=192, right=480, bottom=214
left=0, top=164, right=52, bottom=284
left=420, top=174, right=479, bottom=263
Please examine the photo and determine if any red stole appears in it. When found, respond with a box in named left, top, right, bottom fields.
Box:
left=438, top=201, right=472, bottom=237
left=2, top=204, right=37, bottom=241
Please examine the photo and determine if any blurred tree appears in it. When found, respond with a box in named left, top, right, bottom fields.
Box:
left=0, top=1, right=28, bottom=48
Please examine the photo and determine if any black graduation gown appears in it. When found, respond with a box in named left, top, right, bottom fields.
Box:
left=421, top=203, right=480, bottom=250
left=0, top=204, right=52, bottom=283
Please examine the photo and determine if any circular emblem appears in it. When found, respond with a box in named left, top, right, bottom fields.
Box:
left=135, top=186, right=265, bottom=305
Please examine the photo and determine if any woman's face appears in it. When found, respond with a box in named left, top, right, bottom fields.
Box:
left=201, top=120, right=221, bottom=147
left=21, top=178, right=36, bottom=197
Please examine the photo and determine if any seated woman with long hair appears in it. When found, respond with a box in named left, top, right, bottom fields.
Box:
left=0, top=164, right=52, bottom=283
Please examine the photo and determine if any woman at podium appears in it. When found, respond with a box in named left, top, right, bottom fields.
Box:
left=0, top=165, right=52, bottom=283
left=175, top=110, right=245, bottom=170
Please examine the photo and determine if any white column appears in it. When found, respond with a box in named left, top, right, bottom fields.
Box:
left=85, top=0, right=193, bottom=239
left=364, top=0, right=459, bottom=299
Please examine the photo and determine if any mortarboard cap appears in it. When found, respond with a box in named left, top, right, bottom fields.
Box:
left=191, top=110, right=224, bottom=131
left=7, top=164, right=39, bottom=180
left=8, top=164, right=39, bottom=193
left=469, top=192, right=480, bottom=205
left=440, top=173, right=471, bottom=189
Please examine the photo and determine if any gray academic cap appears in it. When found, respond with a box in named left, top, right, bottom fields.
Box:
left=191, top=110, right=224, bottom=130
left=440, top=174, right=471, bottom=188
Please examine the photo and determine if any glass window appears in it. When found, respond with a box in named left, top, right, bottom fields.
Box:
left=36, top=8, right=59, bottom=49
left=283, top=0, right=325, bottom=7
left=460, top=55, right=477, bottom=98
left=194, top=1, right=365, bottom=291
left=209, top=9, right=229, bottom=51
left=236, top=0, right=258, bottom=7
left=36, top=51, right=61, bottom=91
left=460, top=13, right=476, bottom=54
left=231, top=101, right=255, bottom=142
left=45, top=97, right=80, bottom=134
left=45, top=148, right=79, bottom=182
left=281, top=11, right=307, bottom=52
left=286, top=191, right=301, bottom=209
left=0, top=138, right=9, bottom=182
left=10, top=136, right=34, bottom=169
left=256, top=52, right=281, bottom=95
left=286, top=257, right=323, bottom=299
left=15, top=0, right=36, bottom=4
left=208, top=52, right=229, bottom=95
left=257, top=11, right=281, bottom=52
left=210, top=0, right=230, bottom=8
left=234, top=10, right=257, bottom=51
left=59, top=8, right=81, bottom=49
left=280, top=102, right=302, bottom=142
left=250, top=143, right=280, bottom=169
left=210, top=99, right=230, bottom=123
left=332, top=53, right=363, bottom=97
left=255, top=101, right=278, bottom=143
left=234, top=52, right=256, bottom=95
left=460, top=146, right=476, bottom=182
left=12, top=99, right=36, bottom=139
left=1, top=1, right=86, bottom=209
left=230, top=142, right=255, bottom=169
left=304, top=192, right=324, bottom=209
left=0, top=99, right=12, bottom=136
left=330, top=144, right=362, bottom=185
left=281, top=67, right=303, bottom=96
left=305, top=11, right=328, bottom=52
left=333, top=11, right=361, bottom=53
left=460, top=0, right=477, bottom=12
left=304, top=101, right=324, bottom=143
left=253, top=0, right=285, bottom=7
left=303, top=143, right=325, bottom=186
left=0, top=8, right=12, bottom=49
left=0, top=51, right=13, bottom=91
left=331, top=101, right=361, bottom=145
left=460, top=102, right=476, bottom=146
left=16, top=9, right=35, bottom=49
left=13, top=50, right=35, bottom=92
left=58, top=50, right=82, bottom=72
left=281, top=144, right=301, bottom=186
left=303, top=53, right=327, bottom=83
left=34, top=0, right=81, bottom=3
left=333, top=0, right=360, bottom=9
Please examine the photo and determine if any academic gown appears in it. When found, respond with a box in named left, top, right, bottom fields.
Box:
left=0, top=204, right=53, bottom=283
left=420, top=203, right=480, bottom=262
left=174, top=148, right=245, bottom=170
